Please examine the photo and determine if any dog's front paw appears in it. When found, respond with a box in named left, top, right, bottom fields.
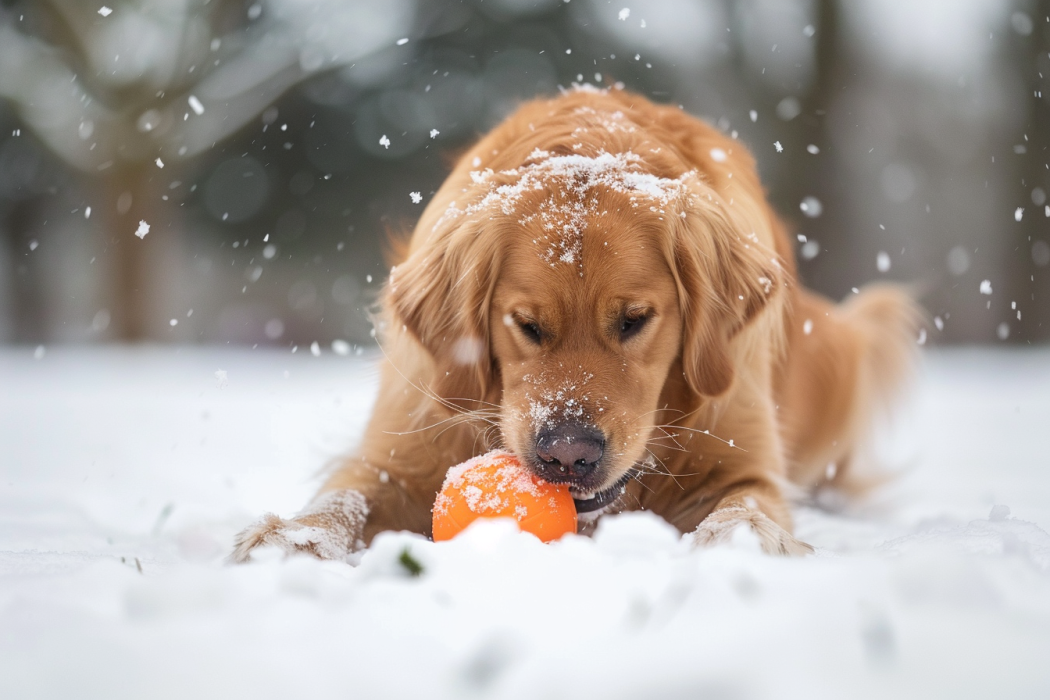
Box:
left=228, top=490, right=369, bottom=564
left=692, top=505, right=813, bottom=556
left=227, top=513, right=340, bottom=563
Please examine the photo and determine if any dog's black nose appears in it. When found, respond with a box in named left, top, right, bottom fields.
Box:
left=535, top=424, right=604, bottom=481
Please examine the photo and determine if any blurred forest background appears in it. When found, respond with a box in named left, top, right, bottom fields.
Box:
left=1, top=0, right=1048, bottom=350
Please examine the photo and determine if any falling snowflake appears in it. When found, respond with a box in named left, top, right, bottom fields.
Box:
left=410, top=192, right=422, bottom=204
left=396, top=38, right=409, bottom=46
left=135, top=221, right=150, bottom=239
left=430, top=129, right=440, bottom=139
left=155, top=158, right=164, bottom=169
left=379, top=135, right=391, bottom=149
left=709, top=147, right=727, bottom=162
left=799, top=196, right=822, bottom=218
left=979, top=280, right=993, bottom=295
left=774, top=141, right=783, bottom=153
left=98, top=6, right=112, bottom=17
left=188, top=95, right=204, bottom=115
left=618, top=8, right=631, bottom=20
left=1015, top=207, right=1024, bottom=222
left=876, top=251, right=891, bottom=273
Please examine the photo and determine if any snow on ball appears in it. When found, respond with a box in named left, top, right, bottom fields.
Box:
left=432, top=451, right=577, bottom=543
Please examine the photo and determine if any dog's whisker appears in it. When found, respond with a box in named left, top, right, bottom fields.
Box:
left=652, top=424, right=748, bottom=452
left=646, top=425, right=689, bottom=453
left=373, top=338, right=503, bottom=424
left=384, top=414, right=478, bottom=437
left=640, top=448, right=688, bottom=491
left=433, top=415, right=497, bottom=442
left=385, top=405, right=502, bottom=437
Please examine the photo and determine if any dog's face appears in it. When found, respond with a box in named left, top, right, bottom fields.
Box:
left=388, top=98, right=783, bottom=509
left=489, top=202, right=684, bottom=507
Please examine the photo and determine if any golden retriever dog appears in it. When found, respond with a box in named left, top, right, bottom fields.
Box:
left=231, top=86, right=919, bottom=562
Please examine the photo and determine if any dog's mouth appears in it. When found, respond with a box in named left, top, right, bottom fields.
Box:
left=570, top=469, right=637, bottom=513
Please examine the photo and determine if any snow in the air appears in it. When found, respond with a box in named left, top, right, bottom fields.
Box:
left=134, top=220, right=150, bottom=239
left=188, top=95, right=204, bottom=116
left=618, top=8, right=631, bottom=21
left=410, top=192, right=422, bottom=204
left=379, top=134, right=391, bottom=149
left=1, top=348, right=1049, bottom=698
left=97, top=6, right=112, bottom=17
left=980, top=279, right=993, bottom=295
left=800, top=195, right=822, bottom=217
left=774, top=140, right=783, bottom=152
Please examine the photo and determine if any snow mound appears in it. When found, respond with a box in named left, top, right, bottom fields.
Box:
left=1, top=346, right=1049, bottom=699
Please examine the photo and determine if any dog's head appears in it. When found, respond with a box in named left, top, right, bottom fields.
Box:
left=387, top=92, right=784, bottom=507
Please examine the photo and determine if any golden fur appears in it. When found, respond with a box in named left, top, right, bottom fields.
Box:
left=231, top=88, right=919, bottom=562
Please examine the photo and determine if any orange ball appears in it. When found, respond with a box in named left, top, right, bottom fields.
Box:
left=432, top=450, right=577, bottom=543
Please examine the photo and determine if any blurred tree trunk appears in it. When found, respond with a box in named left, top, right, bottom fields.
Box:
left=790, top=0, right=843, bottom=288
left=104, top=161, right=168, bottom=341
left=1012, top=2, right=1050, bottom=343
left=725, top=0, right=845, bottom=292
left=3, top=198, right=48, bottom=340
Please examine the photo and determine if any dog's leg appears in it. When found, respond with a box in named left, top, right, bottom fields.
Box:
left=228, top=457, right=433, bottom=564
left=691, top=483, right=813, bottom=556
left=228, top=488, right=369, bottom=563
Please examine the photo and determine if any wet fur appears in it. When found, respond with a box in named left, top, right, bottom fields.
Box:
left=231, top=88, right=919, bottom=562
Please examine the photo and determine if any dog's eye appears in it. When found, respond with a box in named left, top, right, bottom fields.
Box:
left=518, top=320, right=543, bottom=344
left=619, top=312, right=650, bottom=341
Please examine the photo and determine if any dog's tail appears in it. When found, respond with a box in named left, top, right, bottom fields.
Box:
left=780, top=284, right=923, bottom=499
left=841, top=284, right=923, bottom=406
left=829, top=284, right=924, bottom=496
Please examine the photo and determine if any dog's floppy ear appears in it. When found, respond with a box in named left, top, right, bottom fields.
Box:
left=668, top=192, right=784, bottom=398
left=385, top=218, right=501, bottom=410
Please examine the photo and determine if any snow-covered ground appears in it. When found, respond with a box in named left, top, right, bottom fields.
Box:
left=2, top=346, right=1049, bottom=699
